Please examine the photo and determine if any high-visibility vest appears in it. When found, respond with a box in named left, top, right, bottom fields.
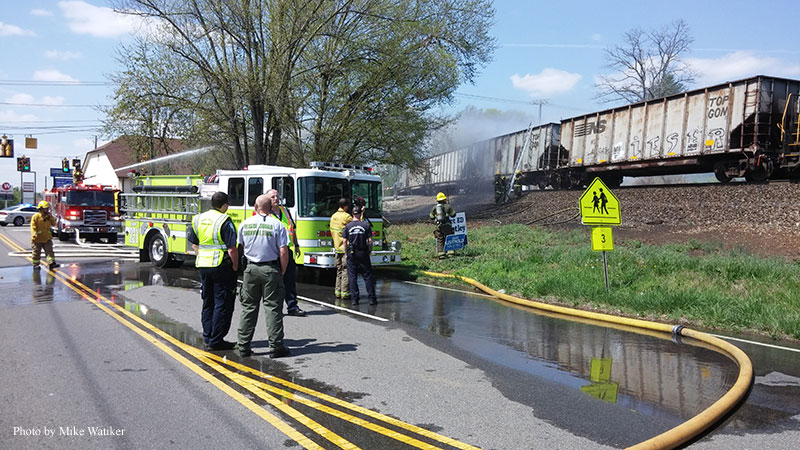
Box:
left=276, top=205, right=299, bottom=251
left=192, top=209, right=230, bottom=268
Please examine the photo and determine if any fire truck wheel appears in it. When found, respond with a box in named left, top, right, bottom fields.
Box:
left=57, top=230, right=71, bottom=241
left=107, top=234, right=118, bottom=244
left=148, top=234, right=170, bottom=268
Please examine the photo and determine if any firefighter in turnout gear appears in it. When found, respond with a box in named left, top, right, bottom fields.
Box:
left=513, top=170, right=523, bottom=199
left=329, top=198, right=353, bottom=300
left=30, top=201, right=58, bottom=270
left=494, top=172, right=504, bottom=204
left=187, top=192, right=239, bottom=351
left=429, top=192, right=456, bottom=259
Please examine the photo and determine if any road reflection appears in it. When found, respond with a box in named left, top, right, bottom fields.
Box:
left=9, top=260, right=797, bottom=437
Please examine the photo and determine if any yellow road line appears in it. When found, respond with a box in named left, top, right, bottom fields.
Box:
left=205, top=353, right=481, bottom=450
left=1, top=233, right=478, bottom=449
left=65, top=271, right=467, bottom=450
left=0, top=234, right=325, bottom=449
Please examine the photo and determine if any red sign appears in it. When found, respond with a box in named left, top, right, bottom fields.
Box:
left=0, top=182, right=11, bottom=191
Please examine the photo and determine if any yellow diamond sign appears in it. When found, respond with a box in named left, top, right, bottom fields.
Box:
left=579, top=178, right=620, bottom=225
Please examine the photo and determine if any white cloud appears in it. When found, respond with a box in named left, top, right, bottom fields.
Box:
left=5, top=93, right=36, bottom=104
left=687, top=51, right=800, bottom=85
left=510, top=68, right=582, bottom=97
left=31, top=8, right=54, bottom=17
left=0, top=21, right=36, bottom=37
left=0, top=110, right=40, bottom=123
left=44, top=50, right=83, bottom=60
left=59, top=0, right=142, bottom=38
left=4, top=93, right=65, bottom=106
left=32, top=69, right=79, bottom=83
left=41, top=96, right=66, bottom=105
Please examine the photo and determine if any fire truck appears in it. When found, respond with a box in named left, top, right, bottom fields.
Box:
left=120, top=162, right=401, bottom=268
left=44, top=184, right=122, bottom=243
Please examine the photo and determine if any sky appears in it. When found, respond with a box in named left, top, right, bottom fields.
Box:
left=1, top=0, right=799, bottom=192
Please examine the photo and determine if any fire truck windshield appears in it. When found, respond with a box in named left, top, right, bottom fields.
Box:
left=351, top=180, right=381, bottom=219
left=66, top=191, right=115, bottom=207
left=298, top=177, right=348, bottom=217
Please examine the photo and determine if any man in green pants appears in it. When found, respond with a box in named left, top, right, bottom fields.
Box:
left=235, top=194, right=291, bottom=358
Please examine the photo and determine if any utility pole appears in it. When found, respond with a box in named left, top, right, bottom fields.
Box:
left=531, top=99, right=549, bottom=125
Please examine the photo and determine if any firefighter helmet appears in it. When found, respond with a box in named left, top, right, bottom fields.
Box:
left=436, top=192, right=447, bottom=202
left=37, top=200, right=50, bottom=209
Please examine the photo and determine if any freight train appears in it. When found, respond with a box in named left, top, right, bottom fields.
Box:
left=397, top=75, right=800, bottom=194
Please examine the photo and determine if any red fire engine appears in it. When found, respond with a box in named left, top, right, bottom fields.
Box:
left=44, top=184, right=122, bottom=243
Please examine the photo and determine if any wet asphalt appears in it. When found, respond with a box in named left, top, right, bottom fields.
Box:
left=2, top=253, right=800, bottom=448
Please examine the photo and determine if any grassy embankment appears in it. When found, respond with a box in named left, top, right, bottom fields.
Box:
left=388, top=222, right=800, bottom=340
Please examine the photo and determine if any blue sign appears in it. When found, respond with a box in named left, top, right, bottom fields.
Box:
left=50, top=168, right=72, bottom=177
left=444, top=234, right=466, bottom=252
left=53, top=177, right=72, bottom=188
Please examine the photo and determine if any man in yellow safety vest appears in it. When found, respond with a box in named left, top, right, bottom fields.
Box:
left=188, top=192, right=239, bottom=351
left=266, top=188, right=306, bottom=317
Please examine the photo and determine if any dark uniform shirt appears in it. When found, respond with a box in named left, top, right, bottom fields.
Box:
left=187, top=216, right=238, bottom=264
left=342, top=219, right=372, bottom=251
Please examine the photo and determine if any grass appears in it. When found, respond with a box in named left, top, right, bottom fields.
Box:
left=387, top=222, right=800, bottom=340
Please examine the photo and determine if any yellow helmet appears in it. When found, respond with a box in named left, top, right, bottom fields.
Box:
left=37, top=200, right=50, bottom=209
left=436, top=192, right=446, bottom=202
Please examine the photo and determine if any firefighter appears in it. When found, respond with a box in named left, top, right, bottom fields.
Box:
left=429, top=192, right=456, bottom=259
left=30, top=201, right=59, bottom=270
left=329, top=198, right=353, bottom=301
left=513, top=170, right=523, bottom=199
left=266, top=189, right=305, bottom=317
left=494, top=172, right=503, bottom=204
left=342, top=205, right=377, bottom=305
left=187, top=192, right=239, bottom=351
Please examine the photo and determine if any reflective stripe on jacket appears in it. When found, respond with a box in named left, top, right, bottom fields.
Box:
left=329, top=208, right=353, bottom=253
left=276, top=205, right=299, bottom=251
left=192, top=209, right=230, bottom=268
left=31, top=212, right=56, bottom=243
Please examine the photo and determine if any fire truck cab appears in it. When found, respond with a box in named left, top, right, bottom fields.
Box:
left=45, top=184, right=122, bottom=243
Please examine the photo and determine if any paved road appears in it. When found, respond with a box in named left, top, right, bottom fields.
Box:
left=2, top=226, right=799, bottom=448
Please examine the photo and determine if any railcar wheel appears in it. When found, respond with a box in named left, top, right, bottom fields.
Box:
left=714, top=167, right=732, bottom=183
left=537, top=179, right=547, bottom=190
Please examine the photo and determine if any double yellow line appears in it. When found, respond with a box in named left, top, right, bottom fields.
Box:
left=0, top=232, right=479, bottom=450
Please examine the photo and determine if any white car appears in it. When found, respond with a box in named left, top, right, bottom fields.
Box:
left=0, top=204, right=38, bottom=226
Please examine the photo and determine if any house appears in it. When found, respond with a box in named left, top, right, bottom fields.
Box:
left=81, top=136, right=191, bottom=192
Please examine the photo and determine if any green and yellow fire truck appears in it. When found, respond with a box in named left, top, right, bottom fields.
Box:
left=121, top=162, right=401, bottom=268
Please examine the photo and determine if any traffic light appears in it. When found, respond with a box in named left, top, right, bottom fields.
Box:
left=1, top=135, right=13, bottom=158
left=72, top=158, right=81, bottom=169
left=62, top=158, right=70, bottom=173
left=22, top=156, right=31, bottom=172
left=16, top=157, right=23, bottom=171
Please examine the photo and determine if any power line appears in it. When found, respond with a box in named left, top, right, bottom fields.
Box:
left=454, top=92, right=586, bottom=112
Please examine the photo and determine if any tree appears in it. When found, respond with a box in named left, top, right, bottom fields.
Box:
left=595, top=19, right=695, bottom=104
left=107, top=0, right=496, bottom=169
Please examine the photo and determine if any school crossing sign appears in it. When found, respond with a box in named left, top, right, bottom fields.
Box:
left=579, top=178, right=621, bottom=225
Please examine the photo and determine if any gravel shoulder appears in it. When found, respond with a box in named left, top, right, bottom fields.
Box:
left=384, top=182, right=800, bottom=260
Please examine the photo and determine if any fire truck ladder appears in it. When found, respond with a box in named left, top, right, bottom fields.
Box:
left=120, top=192, right=201, bottom=221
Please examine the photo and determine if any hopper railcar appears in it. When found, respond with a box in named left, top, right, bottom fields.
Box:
left=397, top=75, right=800, bottom=193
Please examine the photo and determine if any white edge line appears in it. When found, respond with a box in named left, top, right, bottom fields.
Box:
left=708, top=333, right=800, bottom=353
left=297, top=295, right=388, bottom=322
left=404, top=283, right=800, bottom=354
left=403, top=280, right=495, bottom=298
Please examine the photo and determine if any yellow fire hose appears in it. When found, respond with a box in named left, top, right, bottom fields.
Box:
left=422, top=271, right=753, bottom=450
